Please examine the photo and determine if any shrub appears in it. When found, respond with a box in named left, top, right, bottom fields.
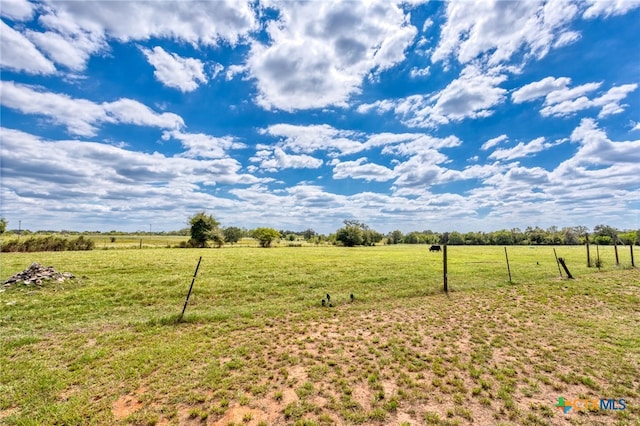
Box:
left=1, top=235, right=94, bottom=252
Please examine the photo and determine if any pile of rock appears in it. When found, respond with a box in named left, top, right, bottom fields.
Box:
left=3, top=263, right=75, bottom=287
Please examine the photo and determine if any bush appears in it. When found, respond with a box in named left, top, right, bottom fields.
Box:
left=1, top=235, right=94, bottom=252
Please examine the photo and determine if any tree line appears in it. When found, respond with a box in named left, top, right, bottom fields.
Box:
left=2, top=215, right=638, bottom=248
left=182, top=214, right=639, bottom=248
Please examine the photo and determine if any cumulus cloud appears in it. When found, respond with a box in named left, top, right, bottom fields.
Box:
left=262, top=124, right=364, bottom=156
left=250, top=147, right=323, bottom=172
left=391, top=65, right=508, bottom=128
left=0, top=127, right=264, bottom=229
left=40, top=0, right=258, bottom=46
left=332, top=158, right=394, bottom=182
left=11, top=0, right=257, bottom=72
left=513, top=77, right=638, bottom=118
left=489, top=137, right=559, bottom=161
left=141, top=46, right=208, bottom=92
left=583, top=0, right=640, bottom=18
left=1, top=0, right=34, bottom=21
left=0, top=81, right=184, bottom=136
left=481, top=134, right=508, bottom=151
left=0, top=20, right=56, bottom=74
left=432, top=0, right=580, bottom=66
left=27, top=28, right=104, bottom=72
left=162, top=130, right=246, bottom=159
left=511, top=76, right=572, bottom=103
left=246, top=1, right=417, bottom=110
left=567, top=118, right=640, bottom=165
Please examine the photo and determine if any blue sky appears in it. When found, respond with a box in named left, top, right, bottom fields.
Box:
left=1, top=0, right=639, bottom=234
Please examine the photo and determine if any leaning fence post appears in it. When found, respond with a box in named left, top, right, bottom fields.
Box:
left=596, top=244, right=601, bottom=271
left=614, top=242, right=620, bottom=266
left=586, top=233, right=591, bottom=268
left=504, top=247, right=512, bottom=282
left=631, top=244, right=635, bottom=268
left=557, top=257, right=574, bottom=279
left=553, top=248, right=563, bottom=278
left=443, top=245, right=448, bottom=293
left=179, top=256, right=202, bottom=322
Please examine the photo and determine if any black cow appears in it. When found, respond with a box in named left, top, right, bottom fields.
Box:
left=429, top=244, right=441, bottom=252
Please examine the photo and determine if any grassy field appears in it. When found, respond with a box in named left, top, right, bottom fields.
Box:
left=0, top=245, right=638, bottom=425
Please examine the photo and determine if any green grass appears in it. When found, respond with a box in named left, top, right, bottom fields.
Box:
left=0, top=245, right=638, bottom=425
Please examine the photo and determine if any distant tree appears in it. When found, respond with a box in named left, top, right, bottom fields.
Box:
left=302, top=228, right=316, bottom=240
left=363, top=229, right=384, bottom=246
left=388, top=230, right=403, bottom=244
left=336, top=225, right=364, bottom=247
left=492, top=230, right=514, bottom=245
left=593, top=235, right=613, bottom=245
left=403, top=232, right=422, bottom=244
left=561, top=227, right=580, bottom=245
left=251, top=227, right=280, bottom=248
left=618, top=231, right=637, bottom=245
left=335, top=220, right=383, bottom=246
left=447, top=231, right=464, bottom=245
left=0, top=218, right=6, bottom=234
left=223, top=226, right=243, bottom=244
left=463, top=231, right=485, bottom=245
left=593, top=224, right=619, bottom=241
left=188, top=212, right=220, bottom=248
left=525, top=226, right=546, bottom=244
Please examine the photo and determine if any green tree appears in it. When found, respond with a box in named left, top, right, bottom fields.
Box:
left=336, top=225, right=363, bottom=247
left=593, top=224, right=619, bottom=241
left=223, top=226, right=243, bottom=244
left=251, top=227, right=280, bottom=248
left=447, top=231, right=464, bottom=245
left=0, top=218, right=6, bottom=234
left=492, top=230, right=514, bottom=245
left=302, top=228, right=316, bottom=240
left=388, top=230, right=403, bottom=244
left=188, top=212, right=220, bottom=248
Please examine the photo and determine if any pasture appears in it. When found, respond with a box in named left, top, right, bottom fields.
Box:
left=0, top=245, right=638, bottom=425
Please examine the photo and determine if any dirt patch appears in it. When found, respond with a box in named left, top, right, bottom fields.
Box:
left=0, top=408, right=18, bottom=419
left=112, top=386, right=146, bottom=421
left=212, top=405, right=266, bottom=425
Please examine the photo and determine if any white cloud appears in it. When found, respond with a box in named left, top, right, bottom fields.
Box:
left=0, top=81, right=184, bottom=136
left=27, top=28, right=104, bottom=71
left=481, top=134, right=508, bottom=151
left=432, top=0, right=580, bottom=67
left=262, top=124, right=364, bottom=156
left=409, top=66, right=430, bottom=78
left=11, top=0, right=258, bottom=72
left=583, top=0, right=640, bottom=18
left=356, top=99, right=396, bottom=114
left=246, top=1, right=417, bottom=110
left=1, top=0, right=34, bottom=21
left=39, top=0, right=258, bottom=46
left=162, top=130, right=246, bottom=159
left=394, top=65, right=508, bottom=128
left=0, top=127, right=264, bottom=230
left=513, top=77, right=637, bottom=118
left=141, top=46, right=208, bottom=92
left=0, top=20, right=56, bottom=74
left=567, top=118, right=640, bottom=165
left=489, top=137, right=558, bottom=161
left=332, top=158, right=394, bottom=182
left=593, top=84, right=639, bottom=118
left=250, top=147, right=323, bottom=172
left=511, top=77, right=572, bottom=103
